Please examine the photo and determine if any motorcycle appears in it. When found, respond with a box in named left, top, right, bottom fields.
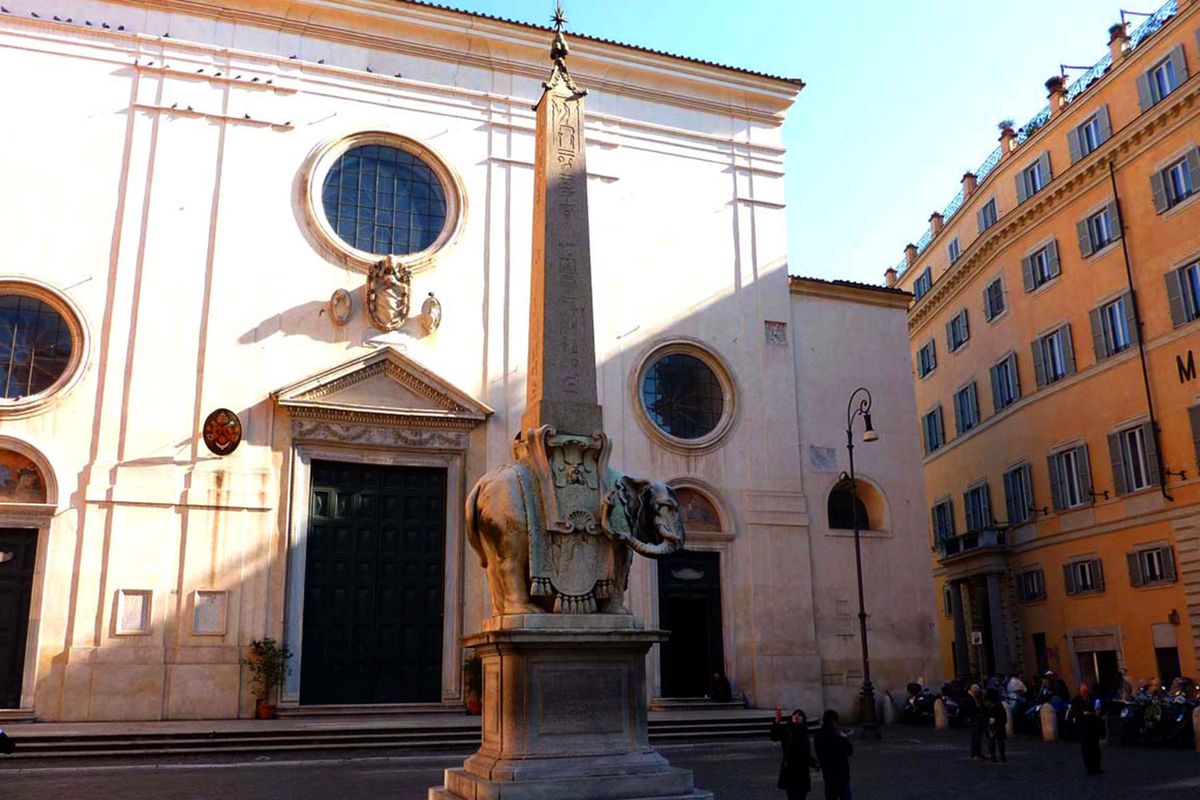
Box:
left=1120, top=679, right=1199, bottom=747
left=899, top=682, right=941, bottom=725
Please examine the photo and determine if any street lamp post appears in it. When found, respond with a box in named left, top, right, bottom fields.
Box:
left=845, top=386, right=880, bottom=739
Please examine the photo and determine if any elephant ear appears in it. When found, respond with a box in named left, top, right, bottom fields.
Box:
left=618, top=475, right=651, bottom=534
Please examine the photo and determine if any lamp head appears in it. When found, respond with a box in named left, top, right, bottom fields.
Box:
left=862, top=413, right=879, bottom=443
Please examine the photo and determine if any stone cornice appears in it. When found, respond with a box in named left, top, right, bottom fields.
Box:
left=907, top=75, right=1200, bottom=335
left=789, top=277, right=911, bottom=309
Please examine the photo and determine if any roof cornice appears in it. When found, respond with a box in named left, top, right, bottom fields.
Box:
left=789, top=277, right=911, bottom=309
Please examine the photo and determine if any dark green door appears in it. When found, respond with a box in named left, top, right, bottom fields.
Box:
left=301, top=461, right=446, bottom=705
left=0, top=528, right=37, bottom=709
left=657, top=550, right=724, bottom=698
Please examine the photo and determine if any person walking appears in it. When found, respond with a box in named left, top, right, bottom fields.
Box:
left=962, top=683, right=985, bottom=761
left=771, top=707, right=816, bottom=800
left=1069, top=683, right=1105, bottom=775
left=983, top=689, right=1007, bottom=763
left=813, top=709, right=853, bottom=800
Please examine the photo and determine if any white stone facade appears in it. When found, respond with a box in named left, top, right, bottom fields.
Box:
left=0, top=0, right=937, bottom=721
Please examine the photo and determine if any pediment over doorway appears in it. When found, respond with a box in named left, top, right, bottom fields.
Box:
left=271, top=347, right=492, bottom=430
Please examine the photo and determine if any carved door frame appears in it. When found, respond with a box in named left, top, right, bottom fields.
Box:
left=281, top=428, right=467, bottom=708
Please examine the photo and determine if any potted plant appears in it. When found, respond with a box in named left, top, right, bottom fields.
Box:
left=463, top=652, right=483, bottom=715
left=241, top=637, right=292, bottom=719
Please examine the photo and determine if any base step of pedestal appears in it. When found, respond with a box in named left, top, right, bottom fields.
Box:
left=431, top=766, right=712, bottom=800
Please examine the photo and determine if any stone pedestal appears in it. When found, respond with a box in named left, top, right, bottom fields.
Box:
left=429, top=615, right=711, bottom=800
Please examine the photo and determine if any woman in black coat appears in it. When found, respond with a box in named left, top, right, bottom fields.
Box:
left=771, top=707, right=816, bottom=800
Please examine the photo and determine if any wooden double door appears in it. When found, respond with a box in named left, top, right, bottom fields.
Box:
left=657, top=550, right=724, bottom=698
left=300, top=461, right=446, bottom=705
left=0, top=528, right=37, bottom=709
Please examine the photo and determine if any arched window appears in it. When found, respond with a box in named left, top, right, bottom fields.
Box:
left=828, top=480, right=870, bottom=530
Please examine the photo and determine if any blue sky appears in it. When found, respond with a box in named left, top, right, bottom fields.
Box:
left=444, top=0, right=1141, bottom=284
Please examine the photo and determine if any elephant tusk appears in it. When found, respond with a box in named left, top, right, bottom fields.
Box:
left=625, top=534, right=682, bottom=559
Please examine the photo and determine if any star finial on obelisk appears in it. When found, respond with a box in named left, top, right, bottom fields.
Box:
left=550, top=0, right=567, bottom=31
left=544, top=0, right=583, bottom=96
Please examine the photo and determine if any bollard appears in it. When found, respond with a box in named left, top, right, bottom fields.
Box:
left=882, top=692, right=898, bottom=725
left=1005, top=702, right=1014, bottom=738
left=1040, top=703, right=1058, bottom=742
left=934, top=698, right=949, bottom=731
left=1194, top=706, right=1200, bottom=752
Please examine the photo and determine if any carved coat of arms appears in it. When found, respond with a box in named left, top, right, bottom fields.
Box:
left=366, top=256, right=413, bottom=331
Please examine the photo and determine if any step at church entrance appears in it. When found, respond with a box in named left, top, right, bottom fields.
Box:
left=301, top=461, right=446, bottom=705
left=657, top=550, right=724, bottom=698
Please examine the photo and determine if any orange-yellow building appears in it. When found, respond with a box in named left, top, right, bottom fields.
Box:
left=892, top=0, right=1200, bottom=690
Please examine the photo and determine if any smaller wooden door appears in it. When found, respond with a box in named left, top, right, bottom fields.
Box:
left=0, top=529, right=37, bottom=708
left=657, top=550, right=724, bottom=698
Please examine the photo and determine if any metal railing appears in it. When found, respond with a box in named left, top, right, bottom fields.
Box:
left=894, top=0, right=1180, bottom=280
left=937, top=526, right=1008, bottom=559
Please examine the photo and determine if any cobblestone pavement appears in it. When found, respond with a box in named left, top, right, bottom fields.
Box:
left=0, top=726, right=1196, bottom=798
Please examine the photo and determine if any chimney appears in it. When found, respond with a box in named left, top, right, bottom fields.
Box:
left=885, top=267, right=898, bottom=288
left=904, top=243, right=918, bottom=269
left=1046, top=75, right=1067, bottom=117
left=1109, top=23, right=1130, bottom=62
left=998, top=124, right=1017, bottom=155
left=962, top=171, right=978, bottom=201
left=929, top=211, right=945, bottom=235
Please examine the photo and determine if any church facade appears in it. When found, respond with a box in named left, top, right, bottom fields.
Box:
left=0, top=0, right=938, bottom=721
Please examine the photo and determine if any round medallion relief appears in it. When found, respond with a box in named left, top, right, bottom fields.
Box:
left=634, top=342, right=735, bottom=453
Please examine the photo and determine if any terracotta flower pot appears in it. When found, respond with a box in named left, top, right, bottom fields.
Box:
left=465, top=694, right=482, bottom=715
left=256, top=702, right=277, bottom=720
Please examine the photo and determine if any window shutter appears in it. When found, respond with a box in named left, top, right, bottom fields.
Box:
left=1047, top=240, right=1061, bottom=277
left=977, top=206, right=987, bottom=234
left=1150, top=170, right=1170, bottom=213
left=1077, top=218, right=1094, bottom=257
left=1021, top=255, right=1035, bottom=291
left=1061, top=324, right=1076, bottom=375
left=1038, top=151, right=1052, bottom=183
left=981, top=482, right=992, bottom=525
left=1142, top=421, right=1161, bottom=487
left=1089, top=307, right=1109, bottom=360
left=1022, top=463, right=1034, bottom=510
left=1136, top=71, right=1154, bottom=112
left=1098, top=105, right=1113, bottom=143
left=930, top=505, right=939, bottom=539
left=930, top=340, right=937, bottom=369
left=983, top=286, right=994, bottom=321
left=1067, top=127, right=1083, bottom=164
left=1166, top=270, right=1188, bottom=327
left=990, top=364, right=1003, bottom=412
left=935, top=406, right=945, bottom=444
left=1123, top=291, right=1139, bottom=346
left=1162, top=546, right=1177, bottom=582
left=962, top=491, right=972, bottom=529
left=1076, top=443, right=1092, bottom=501
left=1016, top=572, right=1028, bottom=602
left=1093, top=558, right=1105, bottom=591
left=1048, top=454, right=1063, bottom=511
left=961, top=309, right=969, bottom=341
left=1127, top=552, right=1144, bottom=587
left=954, top=393, right=964, bottom=435
left=968, top=381, right=979, bottom=422
left=1188, top=148, right=1200, bottom=196
left=1032, top=338, right=1047, bottom=388
left=1016, top=171, right=1029, bottom=204
left=946, top=320, right=955, bottom=352
left=1062, top=563, right=1077, bottom=595
left=1009, top=353, right=1021, bottom=400
left=1107, top=200, right=1122, bottom=238
left=1170, top=44, right=1189, bottom=84
left=1189, top=404, right=1200, bottom=468
left=1003, top=470, right=1016, bottom=522
left=1108, top=432, right=1129, bottom=496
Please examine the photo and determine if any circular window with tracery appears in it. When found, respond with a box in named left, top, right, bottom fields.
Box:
left=306, top=132, right=463, bottom=271
left=0, top=280, right=87, bottom=416
left=634, top=342, right=735, bottom=452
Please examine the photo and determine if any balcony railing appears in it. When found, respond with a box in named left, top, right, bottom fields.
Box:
left=895, top=0, right=1180, bottom=279
left=937, top=526, right=1008, bottom=559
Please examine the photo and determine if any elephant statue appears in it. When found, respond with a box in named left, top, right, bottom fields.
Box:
left=465, top=464, right=685, bottom=615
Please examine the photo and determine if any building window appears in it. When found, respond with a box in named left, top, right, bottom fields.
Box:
left=1017, top=153, right=1050, bottom=203
left=1167, top=261, right=1200, bottom=327
left=977, top=198, right=998, bottom=233
left=948, top=237, right=961, bottom=264
left=923, top=406, right=945, bottom=454
left=1032, top=325, right=1074, bottom=387
left=1137, top=46, right=1187, bottom=111
left=946, top=309, right=970, bottom=352
left=1128, top=546, right=1177, bottom=587
left=913, top=267, right=933, bottom=300
left=0, top=294, right=73, bottom=401
left=1090, top=293, right=1136, bottom=360
left=931, top=498, right=954, bottom=543
left=964, top=482, right=991, bottom=531
left=943, top=585, right=954, bottom=616
left=321, top=143, right=449, bottom=257
left=1063, top=558, right=1104, bottom=595
left=1021, top=242, right=1060, bottom=292
left=990, top=352, right=1020, bottom=412
left=1153, top=152, right=1199, bottom=213
left=1048, top=444, right=1091, bottom=511
left=954, top=382, right=979, bottom=434
left=827, top=479, right=869, bottom=530
left=917, top=339, right=937, bottom=378
left=1017, top=568, right=1046, bottom=603
left=1003, top=463, right=1034, bottom=525
left=1078, top=205, right=1119, bottom=257
left=983, top=277, right=1005, bottom=321
left=1108, top=422, right=1159, bottom=496
left=640, top=351, right=726, bottom=442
